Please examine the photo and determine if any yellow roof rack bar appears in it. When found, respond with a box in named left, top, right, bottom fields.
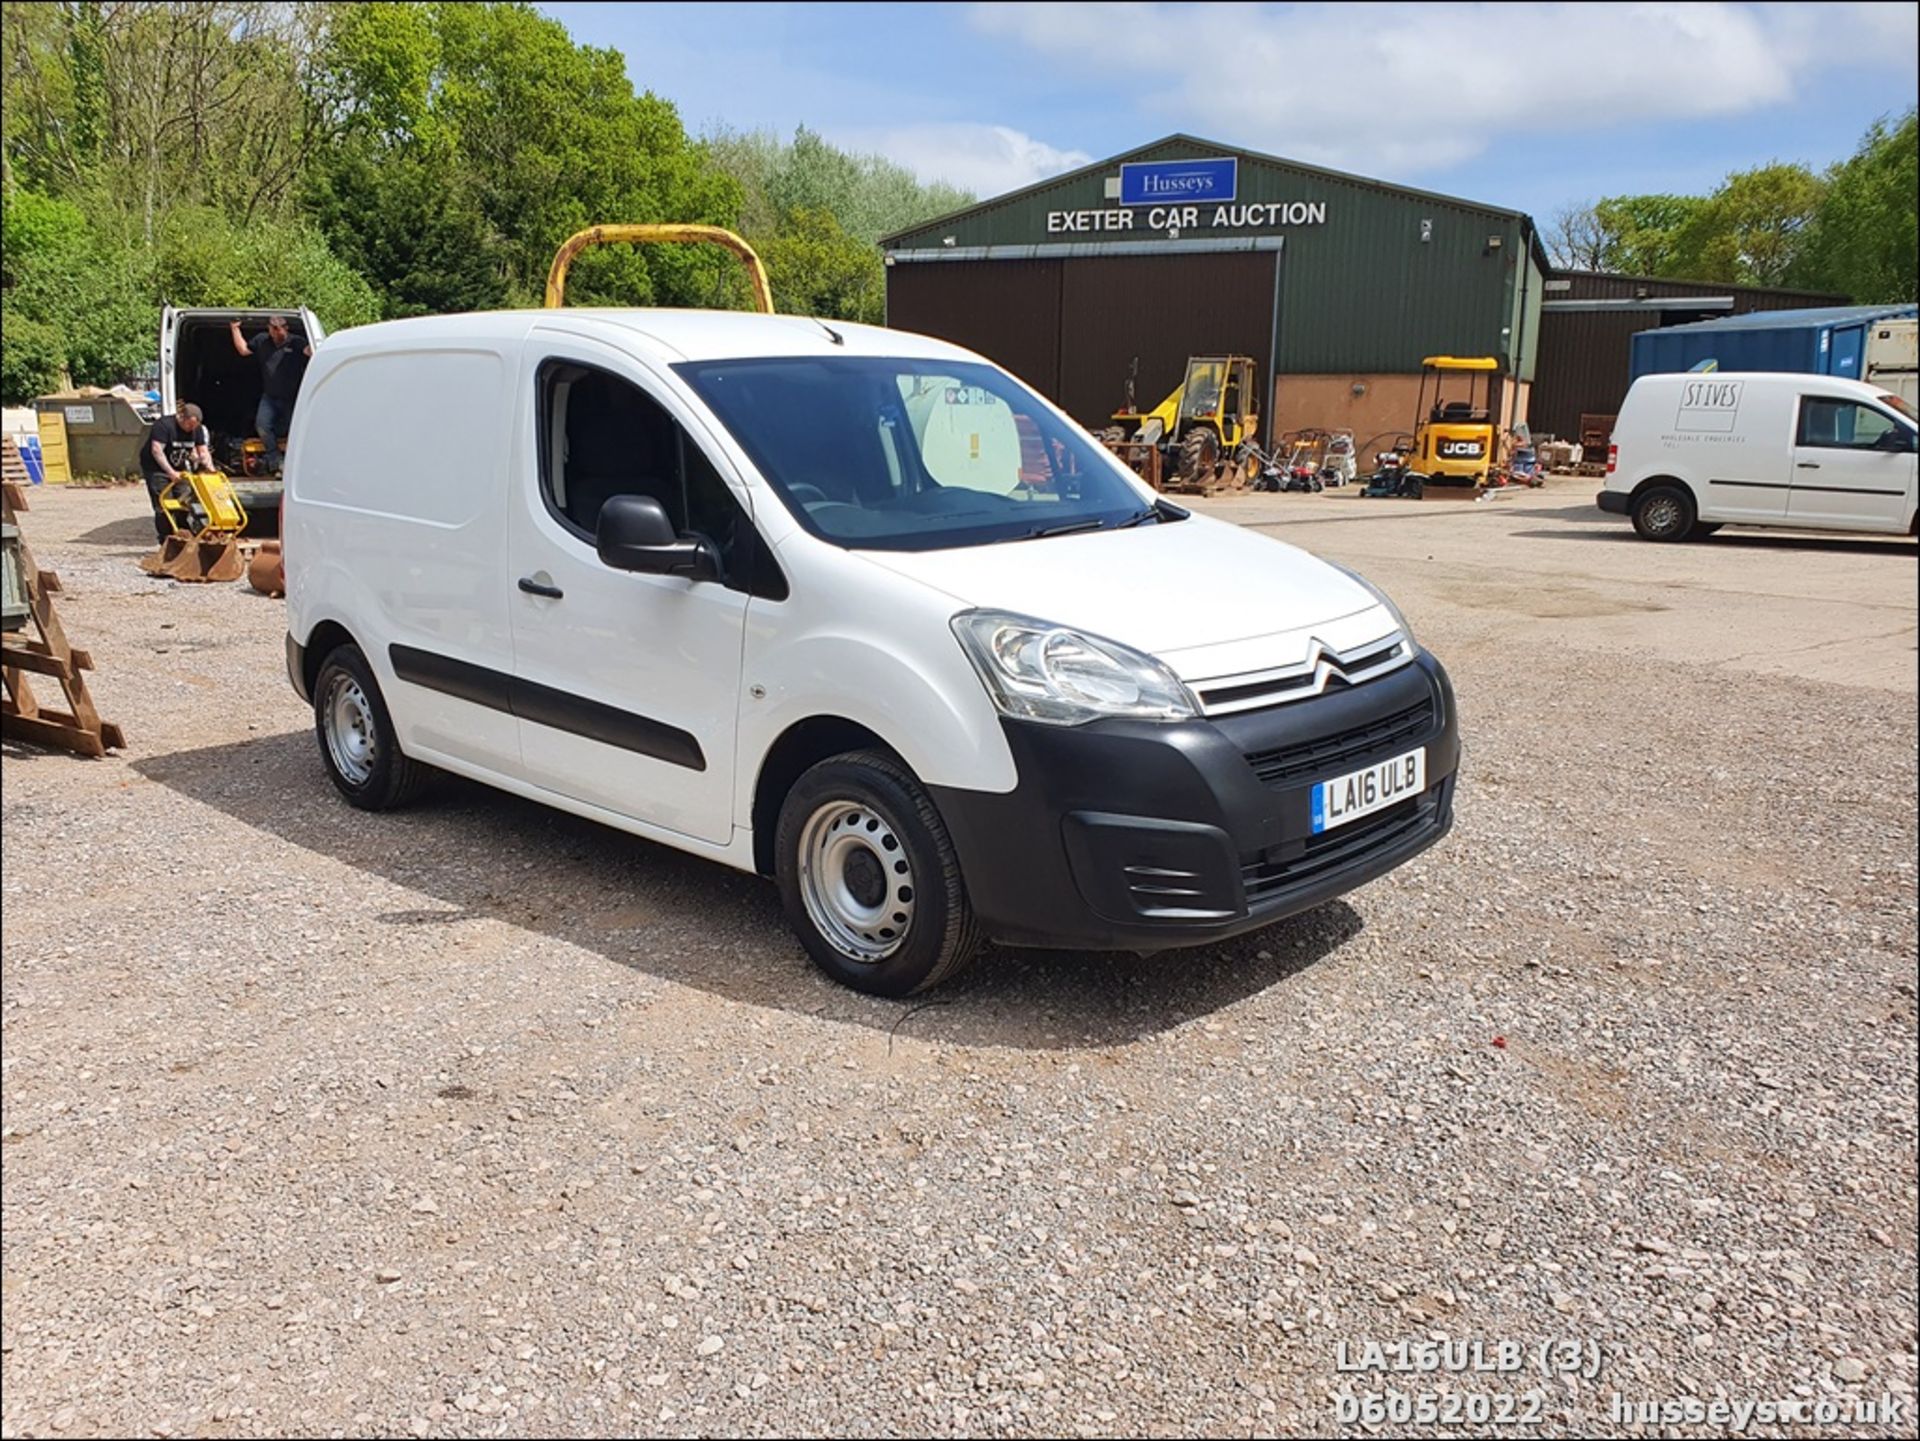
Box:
left=545, top=224, right=775, bottom=314
left=1421, top=355, right=1500, bottom=371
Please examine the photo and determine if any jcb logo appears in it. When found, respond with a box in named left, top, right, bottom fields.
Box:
left=1439, top=439, right=1484, bottom=458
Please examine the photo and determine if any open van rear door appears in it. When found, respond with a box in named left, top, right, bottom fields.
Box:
left=159, top=305, right=179, bottom=412
left=299, top=306, right=326, bottom=345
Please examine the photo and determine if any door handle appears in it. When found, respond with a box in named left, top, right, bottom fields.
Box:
left=1795, top=462, right=1820, bottom=470
left=517, top=576, right=564, bottom=599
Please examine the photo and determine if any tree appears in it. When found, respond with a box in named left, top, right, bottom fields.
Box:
left=305, top=2, right=742, bottom=312
left=0, top=305, right=66, bottom=403
left=1544, top=202, right=1611, bottom=271
left=1667, top=163, right=1824, bottom=287
left=1591, top=194, right=1705, bottom=277
left=1793, top=109, right=1917, bottom=302
left=759, top=207, right=885, bottom=324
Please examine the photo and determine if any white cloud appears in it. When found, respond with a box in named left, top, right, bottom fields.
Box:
left=970, top=2, right=1917, bottom=176
left=832, top=123, right=1093, bottom=198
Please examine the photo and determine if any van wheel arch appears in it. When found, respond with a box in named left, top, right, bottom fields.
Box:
left=302, top=619, right=358, bottom=698
left=752, top=717, right=901, bottom=877
left=1628, top=474, right=1694, bottom=505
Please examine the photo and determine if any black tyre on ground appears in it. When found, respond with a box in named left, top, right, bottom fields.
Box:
left=1631, top=483, right=1696, bottom=542
left=1179, top=426, right=1220, bottom=483
left=775, top=749, right=982, bottom=997
left=312, top=642, right=432, bottom=809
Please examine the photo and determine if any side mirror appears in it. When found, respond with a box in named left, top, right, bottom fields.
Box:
left=596, top=494, right=719, bottom=581
left=1874, top=426, right=1916, bottom=453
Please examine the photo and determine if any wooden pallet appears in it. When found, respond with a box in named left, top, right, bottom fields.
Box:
left=2, top=448, right=126, bottom=757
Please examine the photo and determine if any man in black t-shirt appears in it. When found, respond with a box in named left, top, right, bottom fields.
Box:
left=229, top=314, right=312, bottom=475
left=136, top=402, right=216, bottom=541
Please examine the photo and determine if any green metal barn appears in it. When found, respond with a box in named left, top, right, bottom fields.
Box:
left=882, top=134, right=1548, bottom=452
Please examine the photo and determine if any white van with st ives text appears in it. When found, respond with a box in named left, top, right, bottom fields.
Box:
left=282, top=310, right=1459, bottom=995
left=1598, top=371, right=1917, bottom=541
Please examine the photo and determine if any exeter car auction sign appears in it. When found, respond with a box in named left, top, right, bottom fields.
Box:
left=1045, top=199, right=1328, bottom=237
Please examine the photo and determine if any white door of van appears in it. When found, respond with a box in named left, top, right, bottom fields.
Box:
left=506, top=340, right=749, bottom=846
left=1789, top=394, right=1917, bottom=532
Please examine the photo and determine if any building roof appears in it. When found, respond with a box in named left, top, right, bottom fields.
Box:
left=881, top=132, right=1537, bottom=246
left=1650, top=303, right=1916, bottom=335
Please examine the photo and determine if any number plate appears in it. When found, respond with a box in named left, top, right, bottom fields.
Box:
left=1311, top=747, right=1426, bottom=834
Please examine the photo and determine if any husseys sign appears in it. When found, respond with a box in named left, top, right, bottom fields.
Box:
left=1046, top=156, right=1328, bottom=238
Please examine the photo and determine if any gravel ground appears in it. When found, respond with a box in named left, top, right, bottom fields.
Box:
left=3, top=480, right=1915, bottom=1439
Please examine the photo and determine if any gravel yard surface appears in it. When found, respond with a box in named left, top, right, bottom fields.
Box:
left=3, top=480, right=1916, bottom=1438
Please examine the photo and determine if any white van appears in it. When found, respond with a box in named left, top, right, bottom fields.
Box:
left=1598, top=371, right=1917, bottom=541
left=282, top=310, right=1458, bottom=995
left=161, top=305, right=326, bottom=523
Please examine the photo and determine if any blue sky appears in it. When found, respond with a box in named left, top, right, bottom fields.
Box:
left=542, top=1, right=1918, bottom=223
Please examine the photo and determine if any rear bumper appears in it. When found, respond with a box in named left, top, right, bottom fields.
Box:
left=928, top=649, right=1459, bottom=953
left=286, top=632, right=309, bottom=704
left=1596, top=489, right=1630, bottom=514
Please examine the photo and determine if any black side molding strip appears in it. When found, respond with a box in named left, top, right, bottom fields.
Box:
left=1787, top=483, right=1907, bottom=497
left=1707, top=479, right=1790, bottom=490
left=391, top=644, right=512, bottom=713
left=389, top=644, right=705, bottom=772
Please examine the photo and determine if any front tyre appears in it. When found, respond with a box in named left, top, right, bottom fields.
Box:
left=313, top=642, right=431, bottom=809
left=775, top=750, right=981, bottom=996
left=1631, top=483, right=1695, bottom=542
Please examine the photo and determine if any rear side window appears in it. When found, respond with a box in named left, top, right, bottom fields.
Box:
left=1798, top=397, right=1902, bottom=450
left=537, top=360, right=780, bottom=597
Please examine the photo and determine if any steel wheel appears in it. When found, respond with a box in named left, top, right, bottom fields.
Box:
left=323, top=672, right=378, bottom=786
left=1641, top=495, right=1682, bottom=534
left=797, top=799, right=916, bottom=963
left=1632, top=483, right=1695, bottom=542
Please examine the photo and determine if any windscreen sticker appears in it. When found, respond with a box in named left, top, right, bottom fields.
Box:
left=1673, top=379, right=1744, bottom=434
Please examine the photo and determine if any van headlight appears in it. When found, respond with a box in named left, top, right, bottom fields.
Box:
left=951, top=610, right=1198, bottom=725
left=1325, top=561, right=1414, bottom=642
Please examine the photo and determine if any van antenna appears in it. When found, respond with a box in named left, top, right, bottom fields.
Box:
left=814, top=318, right=845, bottom=346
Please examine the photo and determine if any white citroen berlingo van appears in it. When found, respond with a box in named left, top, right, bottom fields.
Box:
left=1598, top=371, right=1917, bottom=541
left=282, top=311, right=1458, bottom=995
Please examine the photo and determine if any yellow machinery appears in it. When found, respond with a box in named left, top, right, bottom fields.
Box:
left=1409, top=356, right=1499, bottom=487
left=546, top=223, right=774, bottom=312
left=1104, top=355, right=1261, bottom=494
left=140, top=472, right=249, bottom=582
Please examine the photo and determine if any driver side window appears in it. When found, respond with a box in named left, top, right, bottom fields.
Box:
left=538, top=359, right=780, bottom=596
left=1798, top=397, right=1899, bottom=451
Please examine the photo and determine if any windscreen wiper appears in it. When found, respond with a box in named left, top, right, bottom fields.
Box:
left=1026, top=517, right=1110, bottom=540
left=1113, top=498, right=1191, bottom=529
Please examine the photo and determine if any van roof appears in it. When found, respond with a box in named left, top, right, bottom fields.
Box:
left=1631, top=370, right=1901, bottom=400
left=315, top=308, right=981, bottom=366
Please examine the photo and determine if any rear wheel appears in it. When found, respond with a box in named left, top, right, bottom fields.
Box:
left=313, top=643, right=431, bottom=809
left=775, top=750, right=981, bottom=997
left=1631, top=483, right=1695, bottom=542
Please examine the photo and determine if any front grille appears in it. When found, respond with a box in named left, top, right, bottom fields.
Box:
left=1194, top=636, right=1410, bottom=717
left=1240, top=789, right=1442, bottom=904
left=1244, top=698, right=1436, bottom=789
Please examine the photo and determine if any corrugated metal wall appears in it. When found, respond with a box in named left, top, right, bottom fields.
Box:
left=887, top=252, right=1278, bottom=428
left=1530, top=273, right=1841, bottom=439
left=1057, top=253, right=1276, bottom=424
left=887, top=259, right=1063, bottom=396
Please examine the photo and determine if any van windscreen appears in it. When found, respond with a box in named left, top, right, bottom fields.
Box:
left=675, top=357, right=1155, bottom=551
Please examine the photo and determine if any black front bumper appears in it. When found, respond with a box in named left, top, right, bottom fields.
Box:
left=1596, top=489, right=1630, bottom=514
left=929, top=649, right=1459, bottom=952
